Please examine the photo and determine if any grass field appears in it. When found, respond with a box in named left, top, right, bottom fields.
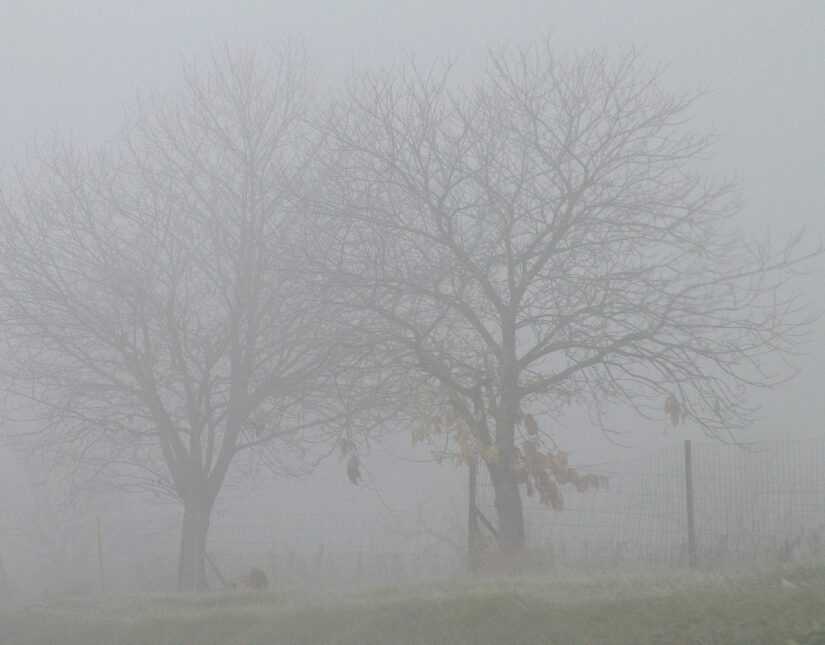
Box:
left=3, top=566, right=825, bottom=644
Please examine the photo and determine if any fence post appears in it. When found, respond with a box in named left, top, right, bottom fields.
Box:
left=314, top=544, right=324, bottom=583
left=468, top=460, right=479, bottom=572
left=268, top=549, right=277, bottom=588
left=684, top=440, right=698, bottom=568
left=95, top=514, right=106, bottom=593
left=0, top=548, right=10, bottom=601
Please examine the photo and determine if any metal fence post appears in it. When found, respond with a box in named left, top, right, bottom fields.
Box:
left=0, top=549, right=10, bottom=601
left=468, top=460, right=478, bottom=572
left=95, top=514, right=106, bottom=593
left=684, top=440, right=698, bottom=568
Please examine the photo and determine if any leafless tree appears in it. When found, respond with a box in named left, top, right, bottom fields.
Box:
left=0, top=46, right=354, bottom=591
left=315, top=40, right=817, bottom=555
left=0, top=464, right=97, bottom=597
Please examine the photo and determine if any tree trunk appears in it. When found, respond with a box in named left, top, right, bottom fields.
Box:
left=177, top=499, right=213, bottom=592
left=490, top=331, right=526, bottom=563
left=489, top=460, right=525, bottom=556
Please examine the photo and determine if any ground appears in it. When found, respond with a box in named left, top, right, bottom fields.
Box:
left=3, top=566, right=825, bottom=644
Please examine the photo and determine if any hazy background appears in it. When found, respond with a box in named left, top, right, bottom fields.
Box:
left=1, top=0, right=823, bottom=515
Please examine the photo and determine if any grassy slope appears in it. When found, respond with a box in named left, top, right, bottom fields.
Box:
left=3, top=568, right=825, bottom=645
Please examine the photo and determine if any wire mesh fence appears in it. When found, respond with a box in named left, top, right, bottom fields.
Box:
left=202, top=509, right=464, bottom=590
left=690, top=439, right=825, bottom=566
left=475, top=438, right=825, bottom=571
left=5, top=437, right=825, bottom=598
left=43, top=506, right=467, bottom=595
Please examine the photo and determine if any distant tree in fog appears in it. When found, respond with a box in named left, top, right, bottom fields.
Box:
left=315, top=39, right=817, bottom=556
left=0, top=465, right=95, bottom=596
left=0, top=46, right=361, bottom=591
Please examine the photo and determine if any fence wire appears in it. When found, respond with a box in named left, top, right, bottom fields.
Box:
left=475, top=438, right=825, bottom=570
left=5, top=437, right=825, bottom=597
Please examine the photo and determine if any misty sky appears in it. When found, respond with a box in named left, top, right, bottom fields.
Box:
left=1, top=0, right=824, bottom=465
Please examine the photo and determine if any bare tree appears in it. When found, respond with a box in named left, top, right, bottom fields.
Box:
left=0, top=464, right=98, bottom=597
left=0, top=46, right=350, bottom=591
left=316, top=40, right=816, bottom=556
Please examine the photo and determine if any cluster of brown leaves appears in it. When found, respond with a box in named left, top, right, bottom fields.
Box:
left=339, top=438, right=362, bottom=485
left=665, top=393, right=685, bottom=426
left=514, top=439, right=607, bottom=510
left=412, top=393, right=607, bottom=510
left=412, top=387, right=485, bottom=467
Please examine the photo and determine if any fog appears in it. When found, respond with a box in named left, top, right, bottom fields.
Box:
left=0, top=2, right=824, bottom=643
left=3, top=1, right=824, bottom=451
